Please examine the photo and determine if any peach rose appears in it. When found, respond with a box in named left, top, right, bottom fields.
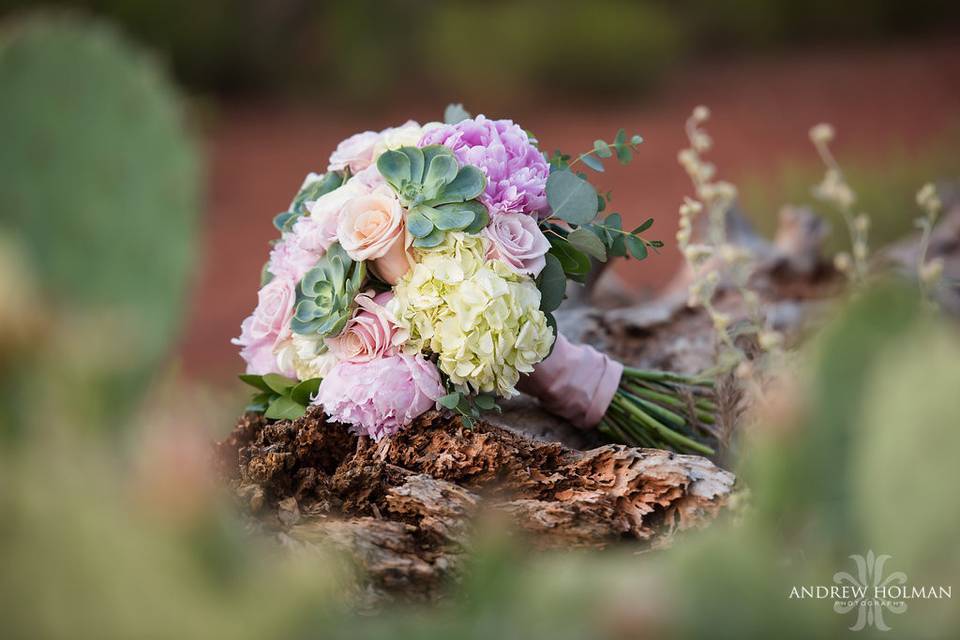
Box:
left=336, top=186, right=412, bottom=283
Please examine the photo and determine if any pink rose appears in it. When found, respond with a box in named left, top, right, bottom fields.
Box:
left=315, top=353, right=445, bottom=440
left=232, top=277, right=297, bottom=376
left=326, top=291, right=408, bottom=363
left=483, top=212, right=550, bottom=276
left=337, top=186, right=406, bottom=261
left=327, top=130, right=379, bottom=173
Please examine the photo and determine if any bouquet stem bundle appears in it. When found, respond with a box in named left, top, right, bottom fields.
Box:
left=598, top=367, right=717, bottom=455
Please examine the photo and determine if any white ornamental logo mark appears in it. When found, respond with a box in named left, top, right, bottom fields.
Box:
left=833, top=550, right=908, bottom=631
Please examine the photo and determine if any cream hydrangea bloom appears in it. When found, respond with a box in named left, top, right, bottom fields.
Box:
left=275, top=333, right=339, bottom=380
left=389, top=232, right=554, bottom=397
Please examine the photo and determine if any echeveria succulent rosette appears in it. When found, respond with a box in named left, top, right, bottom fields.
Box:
left=233, top=105, right=718, bottom=455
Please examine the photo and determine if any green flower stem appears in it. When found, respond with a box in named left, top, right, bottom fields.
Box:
left=612, top=394, right=715, bottom=456
left=607, top=403, right=657, bottom=448
left=622, top=381, right=717, bottom=424
left=620, top=390, right=688, bottom=428
left=622, top=366, right=712, bottom=387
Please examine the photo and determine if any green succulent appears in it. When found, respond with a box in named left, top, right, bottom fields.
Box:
left=377, top=145, right=489, bottom=248
left=291, top=243, right=365, bottom=340
left=273, top=171, right=344, bottom=232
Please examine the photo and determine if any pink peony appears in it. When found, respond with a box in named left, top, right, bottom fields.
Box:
left=327, top=130, right=379, bottom=173
left=266, top=214, right=332, bottom=283
left=315, top=354, right=444, bottom=440
left=326, top=291, right=408, bottom=363
left=483, top=212, right=550, bottom=276
left=419, top=115, right=549, bottom=216
left=232, top=277, right=298, bottom=376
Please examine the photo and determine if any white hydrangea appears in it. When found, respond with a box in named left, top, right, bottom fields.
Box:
left=389, top=232, right=554, bottom=397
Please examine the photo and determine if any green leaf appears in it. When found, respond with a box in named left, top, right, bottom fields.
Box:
left=544, top=311, right=558, bottom=358
left=580, top=154, right=604, bottom=172
left=290, top=378, right=322, bottom=406
left=407, top=206, right=435, bottom=238
left=473, top=394, right=497, bottom=411
left=290, top=172, right=343, bottom=214
left=272, top=211, right=298, bottom=232
left=438, top=392, right=461, bottom=409
left=567, top=228, right=607, bottom=262
left=239, top=374, right=271, bottom=393
left=376, top=149, right=411, bottom=187
left=625, top=235, right=648, bottom=260
left=444, top=103, right=471, bottom=124
left=546, top=170, right=599, bottom=225
left=616, top=145, right=633, bottom=164
left=265, top=395, right=305, bottom=421
left=262, top=373, right=297, bottom=395
left=245, top=391, right=273, bottom=414
left=593, top=140, right=612, bottom=158
left=633, top=217, right=654, bottom=233
left=536, top=253, right=567, bottom=313
left=548, top=235, right=591, bottom=280
left=613, top=128, right=626, bottom=146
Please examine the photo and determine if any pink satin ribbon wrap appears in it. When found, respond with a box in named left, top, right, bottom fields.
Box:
left=518, top=333, right=623, bottom=429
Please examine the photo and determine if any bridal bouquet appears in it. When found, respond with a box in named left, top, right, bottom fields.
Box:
left=235, top=105, right=716, bottom=454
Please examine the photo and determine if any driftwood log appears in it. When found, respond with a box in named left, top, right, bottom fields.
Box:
left=217, top=409, right=735, bottom=602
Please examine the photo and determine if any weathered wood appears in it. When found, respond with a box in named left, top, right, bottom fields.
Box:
left=217, top=409, right=735, bottom=600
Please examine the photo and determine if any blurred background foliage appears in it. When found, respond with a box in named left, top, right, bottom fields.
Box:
left=0, top=14, right=200, bottom=432
left=0, top=0, right=956, bottom=102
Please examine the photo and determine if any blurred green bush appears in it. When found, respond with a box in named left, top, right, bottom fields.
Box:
left=1, top=0, right=955, bottom=101
left=0, top=13, right=200, bottom=430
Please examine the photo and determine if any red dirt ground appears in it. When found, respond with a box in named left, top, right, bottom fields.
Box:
left=178, top=39, right=960, bottom=383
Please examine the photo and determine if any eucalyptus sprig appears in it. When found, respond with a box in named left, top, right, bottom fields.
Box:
left=549, top=128, right=644, bottom=173
left=240, top=373, right=321, bottom=420
left=538, top=127, right=659, bottom=288
left=437, top=389, right=500, bottom=428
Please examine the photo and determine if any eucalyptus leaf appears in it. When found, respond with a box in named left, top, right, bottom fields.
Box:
left=625, top=235, right=648, bottom=260
left=567, top=228, right=607, bottom=262
left=593, top=140, right=612, bottom=158
left=616, top=145, right=633, bottom=164
left=548, top=235, right=591, bottom=279
left=536, top=253, right=567, bottom=313
left=444, top=103, right=471, bottom=124
left=580, top=154, right=604, bottom=172
left=262, top=373, right=297, bottom=395
left=633, top=217, right=654, bottom=233
left=473, top=395, right=497, bottom=410
left=265, top=395, right=305, bottom=421
left=546, top=170, right=598, bottom=225
left=438, top=392, right=461, bottom=409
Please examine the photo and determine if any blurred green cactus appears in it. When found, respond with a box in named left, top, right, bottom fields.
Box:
left=0, top=13, right=201, bottom=418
